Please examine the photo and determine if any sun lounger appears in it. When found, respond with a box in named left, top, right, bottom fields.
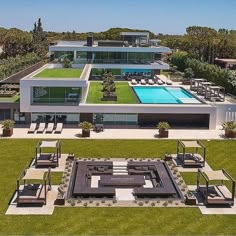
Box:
left=37, top=123, right=45, bottom=133
left=46, top=123, right=54, bottom=133
left=131, top=79, right=137, bottom=85
left=157, top=79, right=164, bottom=85
left=148, top=79, right=154, bottom=85
left=55, top=123, right=63, bottom=134
left=166, top=80, right=173, bottom=85
left=141, top=79, right=146, bottom=85
left=28, top=123, right=37, bottom=133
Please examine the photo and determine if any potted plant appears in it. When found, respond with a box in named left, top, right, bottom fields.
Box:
left=182, top=67, right=194, bottom=85
left=222, top=121, right=236, bottom=138
left=1, top=119, right=15, bottom=137
left=79, top=121, right=94, bottom=137
left=157, top=122, right=170, bottom=138
left=185, top=191, right=196, bottom=205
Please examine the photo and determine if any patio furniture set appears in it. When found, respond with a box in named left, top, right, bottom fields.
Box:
left=13, top=139, right=235, bottom=208
left=190, top=78, right=225, bottom=102
left=131, top=74, right=172, bottom=86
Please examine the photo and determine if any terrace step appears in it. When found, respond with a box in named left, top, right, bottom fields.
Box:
left=113, top=166, right=128, bottom=169
left=113, top=170, right=128, bottom=173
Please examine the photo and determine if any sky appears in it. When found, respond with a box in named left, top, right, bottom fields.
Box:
left=0, top=0, right=235, bottom=35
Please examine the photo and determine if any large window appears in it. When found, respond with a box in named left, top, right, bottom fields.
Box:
left=32, top=87, right=82, bottom=105
left=13, top=109, right=25, bottom=124
left=53, top=51, right=74, bottom=61
left=31, top=113, right=80, bottom=124
left=93, top=113, right=138, bottom=125
left=93, top=52, right=154, bottom=64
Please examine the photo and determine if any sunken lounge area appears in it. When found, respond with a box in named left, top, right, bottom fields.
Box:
left=69, top=160, right=182, bottom=200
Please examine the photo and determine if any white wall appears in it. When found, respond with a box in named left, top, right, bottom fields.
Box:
left=216, top=104, right=236, bottom=125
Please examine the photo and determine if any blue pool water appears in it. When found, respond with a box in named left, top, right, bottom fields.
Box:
left=133, top=86, right=201, bottom=104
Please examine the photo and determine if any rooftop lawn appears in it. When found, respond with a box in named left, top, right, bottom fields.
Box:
left=34, top=68, right=83, bottom=78
left=0, top=139, right=235, bottom=235
left=0, top=94, right=20, bottom=103
left=86, top=81, right=138, bottom=104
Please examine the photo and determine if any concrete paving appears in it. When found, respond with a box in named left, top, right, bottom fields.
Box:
left=187, top=185, right=236, bottom=215
left=6, top=186, right=58, bottom=215
left=91, top=176, right=100, bottom=188
left=115, top=189, right=135, bottom=201
left=0, top=126, right=233, bottom=140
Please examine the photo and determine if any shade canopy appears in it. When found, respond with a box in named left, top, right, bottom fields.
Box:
left=180, top=141, right=202, bottom=148
left=22, top=169, right=47, bottom=180
left=204, top=170, right=229, bottom=181
left=40, top=141, right=58, bottom=148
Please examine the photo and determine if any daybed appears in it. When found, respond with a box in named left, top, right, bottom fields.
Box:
left=17, top=168, right=51, bottom=205
left=197, top=169, right=235, bottom=206
left=177, top=140, right=206, bottom=167
left=35, top=140, right=61, bottom=168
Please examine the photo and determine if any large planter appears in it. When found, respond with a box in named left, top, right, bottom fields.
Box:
left=2, top=128, right=13, bottom=137
left=225, top=130, right=236, bottom=138
left=82, top=129, right=90, bottom=137
left=185, top=195, right=196, bottom=205
left=159, top=129, right=169, bottom=138
left=101, top=94, right=117, bottom=101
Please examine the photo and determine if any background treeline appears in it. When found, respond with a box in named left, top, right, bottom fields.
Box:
left=163, top=26, right=236, bottom=62
left=0, top=19, right=48, bottom=80
left=169, top=51, right=236, bottom=95
left=47, top=27, right=157, bottom=42
left=0, top=53, right=41, bottom=80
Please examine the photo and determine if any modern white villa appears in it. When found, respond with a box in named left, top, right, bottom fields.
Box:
left=1, top=32, right=236, bottom=129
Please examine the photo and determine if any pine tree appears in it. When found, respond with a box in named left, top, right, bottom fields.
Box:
left=32, top=18, right=48, bottom=57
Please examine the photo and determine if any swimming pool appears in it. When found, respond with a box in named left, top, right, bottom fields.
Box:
left=132, top=86, right=202, bottom=104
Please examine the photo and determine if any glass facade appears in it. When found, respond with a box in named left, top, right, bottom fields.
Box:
left=53, top=51, right=74, bottom=61
left=31, top=113, right=80, bottom=124
left=92, top=52, right=155, bottom=64
left=32, top=87, right=81, bottom=105
left=51, top=50, right=161, bottom=65
left=93, top=113, right=138, bottom=125
left=13, top=109, right=25, bottom=124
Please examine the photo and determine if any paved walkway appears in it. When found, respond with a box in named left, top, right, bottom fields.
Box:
left=6, top=186, right=58, bottom=215
left=0, top=126, right=234, bottom=140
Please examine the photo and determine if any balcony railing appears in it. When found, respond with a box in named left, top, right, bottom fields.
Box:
left=32, top=97, right=81, bottom=106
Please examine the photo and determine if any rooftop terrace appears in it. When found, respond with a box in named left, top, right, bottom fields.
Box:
left=33, top=68, right=83, bottom=79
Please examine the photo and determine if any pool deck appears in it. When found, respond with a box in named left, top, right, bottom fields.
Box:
left=0, top=125, right=233, bottom=140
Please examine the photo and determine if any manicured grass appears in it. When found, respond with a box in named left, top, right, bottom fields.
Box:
left=86, top=82, right=138, bottom=104
left=0, top=94, right=20, bottom=103
left=0, top=139, right=235, bottom=235
left=34, top=68, right=83, bottom=78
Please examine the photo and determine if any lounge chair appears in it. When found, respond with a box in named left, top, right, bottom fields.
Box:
left=28, top=123, right=37, bottom=133
left=157, top=79, right=164, bottom=85
left=148, top=79, right=154, bottom=85
left=37, top=123, right=45, bottom=133
left=166, top=80, right=173, bottom=85
left=55, top=123, right=63, bottom=134
left=46, top=123, right=54, bottom=133
left=131, top=79, right=137, bottom=85
left=141, top=79, right=146, bottom=85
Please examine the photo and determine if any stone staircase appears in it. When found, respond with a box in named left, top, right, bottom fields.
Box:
left=113, top=161, right=128, bottom=175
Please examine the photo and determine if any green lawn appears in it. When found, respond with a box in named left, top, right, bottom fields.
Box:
left=0, top=94, right=20, bottom=103
left=0, top=139, right=236, bottom=235
left=86, top=82, right=138, bottom=104
left=34, top=68, right=83, bottom=78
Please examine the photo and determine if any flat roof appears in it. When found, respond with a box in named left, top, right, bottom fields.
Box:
left=120, top=32, right=149, bottom=36
left=215, top=58, right=236, bottom=63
